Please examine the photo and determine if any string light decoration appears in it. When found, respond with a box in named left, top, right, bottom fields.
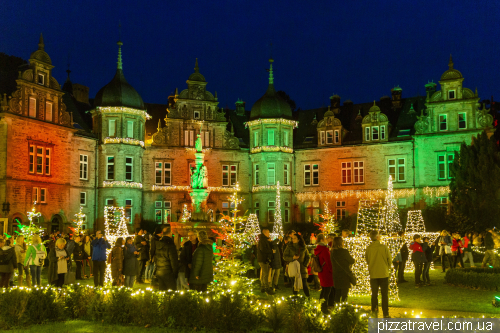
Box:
left=252, top=185, right=292, bottom=192
left=245, top=118, right=298, bottom=128
left=152, top=185, right=237, bottom=193
left=250, top=146, right=293, bottom=154
left=97, top=106, right=152, bottom=119
left=423, top=186, right=450, bottom=198
left=344, top=235, right=401, bottom=300
left=16, top=205, right=46, bottom=244
left=356, top=199, right=382, bottom=235
left=244, top=213, right=261, bottom=245
left=296, top=188, right=417, bottom=202
left=380, top=176, right=402, bottom=234
left=103, top=181, right=143, bottom=189
left=316, top=202, right=338, bottom=234
left=180, top=204, right=191, bottom=222
left=71, top=206, right=86, bottom=236
left=271, top=181, right=284, bottom=239
left=103, top=206, right=131, bottom=285
left=104, top=137, right=145, bottom=148
left=405, top=210, right=425, bottom=234
left=185, top=147, right=212, bottom=153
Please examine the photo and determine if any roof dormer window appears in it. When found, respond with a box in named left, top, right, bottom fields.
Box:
left=38, top=73, right=44, bottom=86
left=194, top=110, right=200, bottom=119
left=448, top=90, right=455, bottom=100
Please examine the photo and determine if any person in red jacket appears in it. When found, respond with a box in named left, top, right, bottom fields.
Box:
left=451, top=233, right=464, bottom=269
left=409, top=234, right=427, bottom=288
left=314, top=233, right=333, bottom=314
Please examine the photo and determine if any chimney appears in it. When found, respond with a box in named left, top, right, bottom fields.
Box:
left=235, top=99, right=246, bottom=116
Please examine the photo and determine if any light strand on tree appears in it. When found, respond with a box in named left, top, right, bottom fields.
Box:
left=180, top=204, right=191, bottom=222
left=71, top=206, right=86, bottom=236
left=16, top=204, right=45, bottom=244
left=103, top=205, right=130, bottom=286
left=316, top=202, right=338, bottom=234
left=356, top=199, right=382, bottom=235
left=271, top=181, right=283, bottom=239
left=244, top=213, right=260, bottom=245
left=380, top=176, right=402, bottom=234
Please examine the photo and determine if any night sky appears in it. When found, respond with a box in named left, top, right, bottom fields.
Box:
left=1, top=0, right=499, bottom=110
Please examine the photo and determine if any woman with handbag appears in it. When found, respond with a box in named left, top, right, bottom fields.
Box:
left=283, top=233, right=310, bottom=297
left=314, top=234, right=333, bottom=313
left=331, top=236, right=355, bottom=304
left=438, top=230, right=453, bottom=272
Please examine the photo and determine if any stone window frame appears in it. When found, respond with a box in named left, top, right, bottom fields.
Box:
left=125, top=156, right=133, bottom=182
left=437, top=152, right=455, bottom=180
left=283, top=163, right=290, bottom=186
left=458, top=112, right=467, bottom=130
left=448, top=90, right=456, bottom=100
left=28, top=140, right=54, bottom=177
left=221, top=163, right=238, bottom=187
left=268, top=201, right=275, bottom=223
left=253, top=163, right=259, bottom=186
left=80, top=154, right=88, bottom=180
left=106, top=156, right=115, bottom=180
left=326, top=130, right=333, bottom=144
left=439, top=114, right=448, bottom=131
left=267, top=163, right=276, bottom=185
left=388, top=158, right=406, bottom=183
left=80, top=192, right=87, bottom=206
left=303, top=164, right=319, bottom=186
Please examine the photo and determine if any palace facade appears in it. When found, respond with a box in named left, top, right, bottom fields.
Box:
left=0, top=35, right=494, bottom=233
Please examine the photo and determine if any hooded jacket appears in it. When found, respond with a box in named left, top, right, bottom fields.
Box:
left=189, top=239, right=214, bottom=285
left=91, top=238, right=111, bottom=261
left=155, top=236, right=179, bottom=278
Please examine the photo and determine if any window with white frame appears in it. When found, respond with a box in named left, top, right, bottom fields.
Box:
left=439, top=114, right=447, bottom=131
left=305, top=201, right=320, bottom=222
left=334, top=130, right=340, bottom=143
left=381, top=125, right=386, bottom=140
left=267, top=163, right=275, bottom=185
left=80, top=192, right=87, bottom=206
left=438, top=152, right=455, bottom=180
left=108, top=119, right=116, bottom=137
left=254, top=131, right=259, bottom=147
left=341, top=162, right=352, bottom=184
left=388, top=158, right=405, bottom=182
left=283, top=163, right=290, bottom=186
left=200, top=131, right=210, bottom=147
left=253, top=164, right=259, bottom=185
left=33, top=187, right=38, bottom=203
left=284, top=201, right=290, bottom=223
left=106, top=156, right=115, bottom=180
left=284, top=131, right=289, bottom=147
left=38, top=73, right=44, bottom=85
left=353, top=161, right=364, bottom=184
left=458, top=113, right=467, bottom=130
left=254, top=202, right=260, bottom=218
left=268, top=201, right=275, bottom=223
left=45, top=148, right=50, bottom=175
left=36, top=147, right=43, bottom=174
left=30, top=145, right=51, bottom=176
left=155, top=162, right=171, bottom=185
left=125, top=157, right=133, bottom=181
left=125, top=199, right=132, bottom=223
left=184, top=130, right=194, bottom=146
left=45, top=101, right=53, bottom=122
left=164, top=201, right=171, bottom=223
left=365, top=127, right=370, bottom=141
left=29, top=146, right=34, bottom=173
left=40, top=188, right=47, bottom=203
left=222, top=164, right=237, bottom=186
left=304, top=164, right=319, bottom=186
left=29, top=97, right=36, bottom=118
left=448, top=90, right=455, bottom=99
left=326, top=130, right=333, bottom=144
left=320, top=131, right=325, bottom=145
left=372, top=126, right=379, bottom=140
left=127, top=121, right=134, bottom=138
left=336, top=201, right=346, bottom=220
left=267, top=129, right=275, bottom=145
left=155, top=201, right=162, bottom=222
left=106, top=198, right=114, bottom=206
left=80, top=155, right=88, bottom=180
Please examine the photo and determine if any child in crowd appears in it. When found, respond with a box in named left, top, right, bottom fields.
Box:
left=409, top=234, right=427, bottom=288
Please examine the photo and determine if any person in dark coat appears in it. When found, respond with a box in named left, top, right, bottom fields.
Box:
left=0, top=237, right=17, bottom=288
left=155, top=227, right=179, bottom=291
left=179, top=230, right=199, bottom=288
left=331, top=236, right=355, bottom=304
left=283, top=233, right=310, bottom=297
left=421, top=237, right=434, bottom=285
left=397, top=231, right=408, bottom=283
left=189, top=230, right=214, bottom=292
left=314, top=234, right=333, bottom=313
left=72, top=236, right=85, bottom=280
left=123, top=237, right=139, bottom=288
left=269, top=237, right=283, bottom=292
left=134, top=229, right=149, bottom=283
left=110, top=238, right=124, bottom=286
left=409, top=234, right=427, bottom=287
left=257, top=228, right=274, bottom=295
left=91, top=231, right=111, bottom=287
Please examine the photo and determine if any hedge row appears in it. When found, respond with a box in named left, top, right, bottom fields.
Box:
left=445, top=268, right=500, bottom=290
left=0, top=285, right=368, bottom=333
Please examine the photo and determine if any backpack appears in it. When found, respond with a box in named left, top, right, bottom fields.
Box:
left=310, top=253, right=324, bottom=273
left=0, top=248, right=13, bottom=265
left=34, top=245, right=46, bottom=266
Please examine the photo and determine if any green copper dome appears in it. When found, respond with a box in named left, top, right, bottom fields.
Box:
left=249, top=59, right=292, bottom=120
left=440, top=55, right=463, bottom=81
left=94, top=42, right=144, bottom=110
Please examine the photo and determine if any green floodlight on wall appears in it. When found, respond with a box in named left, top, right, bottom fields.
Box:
left=492, top=296, right=500, bottom=307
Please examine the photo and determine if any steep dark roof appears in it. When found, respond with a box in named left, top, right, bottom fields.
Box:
left=94, top=69, right=144, bottom=110
left=62, top=93, right=95, bottom=138
left=227, top=109, right=250, bottom=147
left=144, top=103, right=168, bottom=140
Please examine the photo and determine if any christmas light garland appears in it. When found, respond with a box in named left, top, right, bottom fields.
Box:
left=380, top=176, right=402, bottom=234
left=152, top=185, right=238, bottom=193
left=252, top=185, right=292, bottom=192
left=185, top=147, right=212, bottom=153
left=103, top=181, right=143, bottom=189
left=104, top=137, right=145, bottom=148
left=245, top=118, right=298, bottom=128
left=250, top=146, right=293, bottom=154
left=97, top=106, right=152, bottom=119
left=103, top=206, right=131, bottom=285
left=15, top=205, right=46, bottom=243
left=316, top=202, right=338, bottom=234
left=356, top=199, right=382, bottom=235
left=180, top=204, right=191, bottom=222
left=271, top=181, right=284, bottom=239
left=244, top=213, right=261, bottom=244
left=423, top=186, right=450, bottom=198
left=71, top=206, right=86, bottom=236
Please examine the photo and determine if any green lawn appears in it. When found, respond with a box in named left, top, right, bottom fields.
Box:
left=7, top=321, right=193, bottom=333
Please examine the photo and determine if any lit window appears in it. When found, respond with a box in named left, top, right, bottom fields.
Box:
left=439, top=115, right=447, bottom=131
left=267, top=130, right=275, bottom=145
left=353, top=161, right=364, bottom=184
left=365, top=127, right=370, bottom=141
left=164, top=201, right=171, bottom=223
left=334, top=130, right=340, bottom=143
left=125, top=157, right=133, bottom=181
left=80, top=155, right=88, bottom=180
left=254, top=131, right=259, bottom=147
left=33, top=187, right=38, bottom=203
left=326, top=130, right=333, bottom=144
left=45, top=101, right=53, bottom=122
left=458, top=113, right=466, bottom=129
left=222, top=164, right=237, bottom=186
left=372, top=126, right=379, bottom=140
left=127, top=121, right=134, bottom=138
left=320, top=131, right=325, bottom=145
left=108, top=119, right=116, bottom=137
left=40, top=188, right=47, bottom=203
left=125, top=199, right=132, bottom=223
left=267, top=163, right=275, bottom=185
left=254, top=164, right=259, bottom=185
left=381, top=126, right=386, bottom=140
left=336, top=201, right=346, bottom=220
left=80, top=192, right=87, bottom=206
left=305, top=201, right=320, bottom=222
left=107, top=156, right=114, bottom=180
left=29, top=97, right=36, bottom=118
left=283, top=163, right=289, bottom=185
left=155, top=209, right=162, bottom=222
left=388, top=158, right=405, bottom=182
left=268, top=201, right=275, bottom=223
left=341, top=162, right=352, bottom=184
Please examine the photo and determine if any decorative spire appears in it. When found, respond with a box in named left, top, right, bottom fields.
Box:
left=194, top=58, right=199, bottom=73
left=157, top=119, right=162, bottom=131
left=448, top=54, right=454, bottom=70
left=117, top=41, right=123, bottom=70
left=66, top=69, right=71, bottom=82
left=174, top=87, right=178, bottom=96
left=408, top=103, right=415, bottom=114
left=215, top=91, right=218, bottom=100
left=38, top=33, right=44, bottom=51
left=268, top=58, right=274, bottom=85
